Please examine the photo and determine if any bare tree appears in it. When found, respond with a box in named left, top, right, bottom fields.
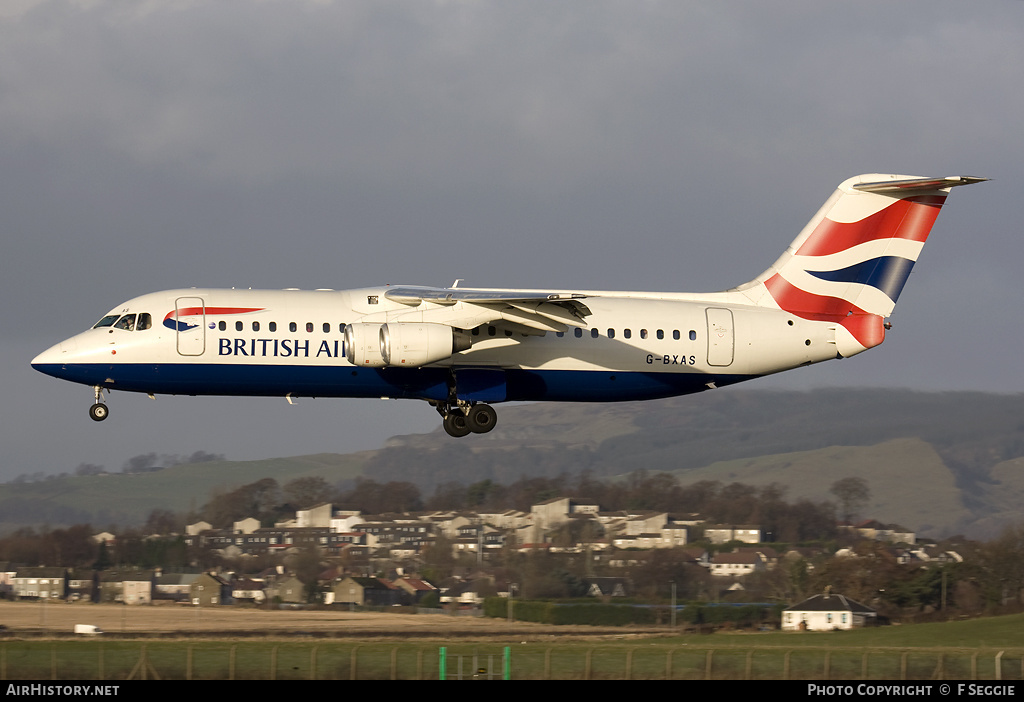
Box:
left=830, top=476, right=871, bottom=524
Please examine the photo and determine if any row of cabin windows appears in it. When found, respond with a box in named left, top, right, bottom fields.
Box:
left=217, top=321, right=347, bottom=333
left=561, top=328, right=698, bottom=341
left=211, top=320, right=700, bottom=340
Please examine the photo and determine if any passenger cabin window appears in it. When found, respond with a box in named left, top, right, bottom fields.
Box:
left=624, top=329, right=631, bottom=339
left=689, top=330, right=697, bottom=341
left=323, top=322, right=330, bottom=333
left=306, top=322, right=314, bottom=333
left=289, top=322, right=297, bottom=332
left=607, top=328, right=615, bottom=339
left=252, top=321, right=260, bottom=332
left=673, top=330, right=680, bottom=340
left=269, top=322, right=277, bottom=332
left=235, top=321, right=243, bottom=332
left=591, top=328, right=599, bottom=339
left=657, top=330, right=664, bottom=340
left=219, top=321, right=227, bottom=331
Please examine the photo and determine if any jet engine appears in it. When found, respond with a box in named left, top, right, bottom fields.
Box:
left=345, top=323, right=387, bottom=367
left=379, top=322, right=472, bottom=367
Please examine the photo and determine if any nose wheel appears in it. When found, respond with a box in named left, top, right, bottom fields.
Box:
left=89, top=386, right=109, bottom=422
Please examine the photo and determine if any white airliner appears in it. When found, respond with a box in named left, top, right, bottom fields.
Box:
left=32, top=174, right=985, bottom=437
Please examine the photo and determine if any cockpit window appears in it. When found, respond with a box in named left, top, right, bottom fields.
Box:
left=114, top=314, right=137, bottom=331
left=93, top=315, right=120, bottom=329
left=137, top=313, right=152, bottom=330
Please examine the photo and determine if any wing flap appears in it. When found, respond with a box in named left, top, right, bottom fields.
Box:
left=384, top=285, right=592, bottom=334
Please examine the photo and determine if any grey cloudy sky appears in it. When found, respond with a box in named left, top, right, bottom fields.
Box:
left=3, top=1, right=1021, bottom=481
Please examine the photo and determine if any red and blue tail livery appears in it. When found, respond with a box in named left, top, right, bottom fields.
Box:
left=32, top=173, right=985, bottom=436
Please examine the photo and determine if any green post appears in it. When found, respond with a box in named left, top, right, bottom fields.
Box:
left=439, top=647, right=447, bottom=681
left=503, top=646, right=511, bottom=680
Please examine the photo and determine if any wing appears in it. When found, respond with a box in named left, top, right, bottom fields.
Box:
left=383, top=285, right=592, bottom=335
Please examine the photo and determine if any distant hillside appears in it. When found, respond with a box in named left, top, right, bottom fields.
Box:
left=0, top=453, right=368, bottom=533
left=1, top=389, right=1022, bottom=539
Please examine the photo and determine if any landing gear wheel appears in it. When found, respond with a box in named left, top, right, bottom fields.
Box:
left=89, top=403, right=109, bottom=422
left=443, top=412, right=472, bottom=438
left=466, top=403, right=497, bottom=434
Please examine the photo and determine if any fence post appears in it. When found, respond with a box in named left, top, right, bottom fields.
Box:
left=270, top=646, right=277, bottom=681
left=784, top=650, right=791, bottom=680
left=391, top=647, right=398, bottom=681
left=824, top=651, right=830, bottom=681
left=901, top=651, right=908, bottom=680
left=439, top=647, right=446, bottom=681
left=666, top=648, right=674, bottom=680
left=544, top=648, right=552, bottom=679
left=705, top=650, right=714, bottom=680
left=626, top=648, right=633, bottom=680
left=996, top=651, right=1004, bottom=681
left=585, top=649, right=593, bottom=680
left=862, top=652, right=869, bottom=680
left=504, top=646, right=511, bottom=681
left=350, top=645, right=359, bottom=681
left=229, top=645, right=236, bottom=681
left=310, top=645, right=318, bottom=681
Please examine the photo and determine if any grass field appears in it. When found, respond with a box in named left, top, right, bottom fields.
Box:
left=0, top=602, right=1022, bottom=680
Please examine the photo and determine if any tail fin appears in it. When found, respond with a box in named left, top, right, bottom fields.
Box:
left=738, top=174, right=985, bottom=354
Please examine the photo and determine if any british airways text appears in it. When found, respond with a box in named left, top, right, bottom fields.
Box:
left=218, top=338, right=344, bottom=358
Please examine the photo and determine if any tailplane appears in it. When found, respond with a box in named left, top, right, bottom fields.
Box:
left=738, top=174, right=985, bottom=354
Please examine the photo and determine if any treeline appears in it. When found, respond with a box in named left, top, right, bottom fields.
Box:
left=0, top=524, right=189, bottom=570
left=12, top=451, right=226, bottom=483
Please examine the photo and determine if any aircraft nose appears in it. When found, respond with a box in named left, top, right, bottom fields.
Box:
left=31, top=339, right=73, bottom=372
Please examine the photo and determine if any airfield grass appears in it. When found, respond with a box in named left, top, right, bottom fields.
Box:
left=2, top=614, right=1023, bottom=680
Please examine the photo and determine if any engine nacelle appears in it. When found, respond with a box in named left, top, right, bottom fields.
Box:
left=380, top=322, right=472, bottom=367
left=345, top=323, right=387, bottom=367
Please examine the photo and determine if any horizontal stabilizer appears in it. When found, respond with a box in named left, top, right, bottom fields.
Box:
left=852, top=175, right=988, bottom=194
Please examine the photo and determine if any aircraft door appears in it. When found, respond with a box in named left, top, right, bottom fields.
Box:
left=706, top=308, right=734, bottom=367
left=174, top=296, right=206, bottom=356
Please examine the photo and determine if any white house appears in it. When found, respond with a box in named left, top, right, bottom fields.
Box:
left=782, top=591, right=878, bottom=631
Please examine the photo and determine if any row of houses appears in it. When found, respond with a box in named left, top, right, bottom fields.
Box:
left=180, top=497, right=767, bottom=560
left=0, top=564, right=439, bottom=608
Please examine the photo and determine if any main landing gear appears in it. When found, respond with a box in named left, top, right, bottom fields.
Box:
left=89, top=386, right=109, bottom=422
left=434, top=402, right=498, bottom=438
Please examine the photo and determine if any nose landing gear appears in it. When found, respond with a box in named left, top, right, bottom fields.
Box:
left=89, top=386, right=109, bottom=422
left=435, top=401, right=498, bottom=438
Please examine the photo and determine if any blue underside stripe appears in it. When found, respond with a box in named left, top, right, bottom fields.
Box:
left=32, top=363, right=753, bottom=403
